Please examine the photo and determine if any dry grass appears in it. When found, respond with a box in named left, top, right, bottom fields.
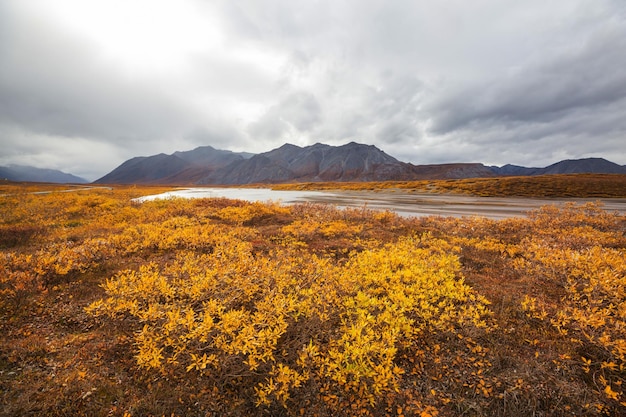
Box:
left=271, top=173, right=626, bottom=198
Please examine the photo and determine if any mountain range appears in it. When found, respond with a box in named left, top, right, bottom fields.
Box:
left=490, top=158, right=626, bottom=176
left=0, top=165, right=87, bottom=183
left=4, top=143, right=625, bottom=185
left=94, top=142, right=494, bottom=184
left=94, top=142, right=626, bottom=185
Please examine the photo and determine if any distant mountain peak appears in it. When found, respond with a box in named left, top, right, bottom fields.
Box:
left=491, top=157, right=626, bottom=176
left=276, top=143, right=302, bottom=150
left=0, top=165, right=87, bottom=183
left=94, top=146, right=250, bottom=184
left=310, top=142, right=331, bottom=149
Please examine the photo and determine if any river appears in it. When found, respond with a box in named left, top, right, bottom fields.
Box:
left=134, top=188, right=626, bottom=219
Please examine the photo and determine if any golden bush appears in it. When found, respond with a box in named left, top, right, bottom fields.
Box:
left=87, top=234, right=492, bottom=413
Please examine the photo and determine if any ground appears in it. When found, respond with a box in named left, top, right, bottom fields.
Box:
left=1, top=178, right=625, bottom=416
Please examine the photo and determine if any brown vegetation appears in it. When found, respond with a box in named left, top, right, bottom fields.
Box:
left=1, top=182, right=625, bottom=416
left=272, top=173, right=626, bottom=198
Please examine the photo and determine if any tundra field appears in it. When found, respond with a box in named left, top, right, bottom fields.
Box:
left=1, top=175, right=625, bottom=416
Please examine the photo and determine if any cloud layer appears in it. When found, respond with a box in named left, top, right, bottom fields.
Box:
left=1, top=0, right=625, bottom=180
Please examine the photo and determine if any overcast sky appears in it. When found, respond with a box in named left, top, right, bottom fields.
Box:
left=1, top=0, right=625, bottom=181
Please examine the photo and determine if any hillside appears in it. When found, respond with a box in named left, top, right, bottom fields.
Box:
left=273, top=173, right=626, bottom=198
left=409, top=162, right=495, bottom=180
left=490, top=157, right=626, bottom=176
left=0, top=165, right=87, bottom=183
left=94, top=146, right=249, bottom=184
left=94, top=153, right=190, bottom=184
left=541, top=157, right=626, bottom=174
left=198, top=142, right=430, bottom=184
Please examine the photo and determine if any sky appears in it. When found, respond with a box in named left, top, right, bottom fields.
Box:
left=1, top=0, right=625, bottom=181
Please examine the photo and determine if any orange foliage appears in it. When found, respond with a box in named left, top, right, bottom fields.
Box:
left=1, top=182, right=625, bottom=416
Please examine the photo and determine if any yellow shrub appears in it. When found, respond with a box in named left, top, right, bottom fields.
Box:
left=517, top=204, right=626, bottom=406
left=87, top=234, right=492, bottom=413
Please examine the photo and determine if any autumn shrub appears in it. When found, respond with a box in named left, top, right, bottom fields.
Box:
left=280, top=203, right=398, bottom=256
left=213, top=201, right=291, bottom=226
left=274, top=174, right=626, bottom=198
left=308, top=235, right=492, bottom=414
left=0, top=252, right=43, bottom=312
left=110, top=217, right=213, bottom=254
left=86, top=233, right=492, bottom=415
left=282, top=218, right=363, bottom=240
left=517, top=204, right=626, bottom=411
left=526, top=202, right=624, bottom=248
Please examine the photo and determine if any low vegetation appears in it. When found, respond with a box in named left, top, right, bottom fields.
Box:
left=1, top=181, right=625, bottom=416
left=272, top=173, right=626, bottom=198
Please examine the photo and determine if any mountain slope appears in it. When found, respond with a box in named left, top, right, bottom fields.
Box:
left=94, top=146, right=250, bottom=184
left=541, top=158, right=626, bottom=174
left=94, top=153, right=190, bottom=184
left=491, top=157, right=626, bottom=176
left=489, top=164, right=540, bottom=176
left=198, top=142, right=428, bottom=184
left=410, top=163, right=495, bottom=180
left=0, top=165, right=87, bottom=183
left=173, top=146, right=250, bottom=166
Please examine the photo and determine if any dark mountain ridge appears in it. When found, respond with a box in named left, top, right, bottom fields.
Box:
left=173, top=145, right=252, bottom=166
left=94, top=143, right=626, bottom=185
left=0, top=165, right=88, bottom=183
left=542, top=158, right=626, bottom=175
left=198, top=142, right=432, bottom=184
left=490, top=157, right=626, bottom=176
left=95, top=153, right=189, bottom=184
left=94, top=146, right=250, bottom=184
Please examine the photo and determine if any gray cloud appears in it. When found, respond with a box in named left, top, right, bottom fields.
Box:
left=248, top=91, right=322, bottom=141
left=428, top=21, right=626, bottom=134
left=417, top=18, right=626, bottom=166
left=0, top=9, right=199, bottom=143
left=1, top=0, right=625, bottom=180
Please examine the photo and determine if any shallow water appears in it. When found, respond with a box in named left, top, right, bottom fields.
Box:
left=135, top=188, right=626, bottom=219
